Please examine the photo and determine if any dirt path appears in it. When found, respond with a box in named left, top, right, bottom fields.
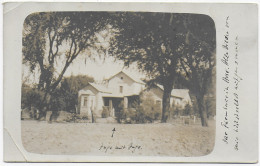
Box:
left=21, top=120, right=215, bottom=156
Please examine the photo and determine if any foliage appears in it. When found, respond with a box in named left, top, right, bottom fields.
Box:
left=137, top=93, right=162, bottom=123
left=182, top=104, right=192, bottom=116
left=116, top=101, right=126, bottom=123
left=23, top=12, right=110, bottom=117
left=58, top=75, right=94, bottom=112
left=109, top=13, right=187, bottom=122
left=124, top=108, right=137, bottom=123
left=122, top=93, right=162, bottom=123
left=65, top=113, right=88, bottom=123
left=109, top=13, right=216, bottom=126
left=169, top=104, right=182, bottom=117
left=22, top=75, right=94, bottom=114
left=21, top=83, right=45, bottom=110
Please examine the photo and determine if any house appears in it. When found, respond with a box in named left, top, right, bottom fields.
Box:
left=143, top=84, right=192, bottom=109
left=77, top=71, right=191, bottom=118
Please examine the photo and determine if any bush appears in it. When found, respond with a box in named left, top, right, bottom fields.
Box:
left=124, top=108, right=137, bottom=123
left=124, top=93, right=162, bottom=123
left=183, top=104, right=192, bottom=116
left=101, top=107, right=110, bottom=118
left=21, top=84, right=45, bottom=110
left=116, top=101, right=126, bottom=123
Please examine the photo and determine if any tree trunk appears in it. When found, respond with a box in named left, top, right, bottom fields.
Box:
left=161, top=86, right=172, bottom=123
left=196, top=95, right=208, bottom=127
left=37, top=91, right=50, bottom=120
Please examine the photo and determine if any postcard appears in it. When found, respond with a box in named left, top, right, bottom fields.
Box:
left=3, top=2, right=258, bottom=163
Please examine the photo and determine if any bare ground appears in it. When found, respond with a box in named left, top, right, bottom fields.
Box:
left=21, top=120, right=215, bottom=156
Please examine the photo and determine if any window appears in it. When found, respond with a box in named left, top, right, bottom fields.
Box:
left=120, top=76, right=123, bottom=80
left=120, top=86, right=123, bottom=93
left=84, top=97, right=88, bottom=106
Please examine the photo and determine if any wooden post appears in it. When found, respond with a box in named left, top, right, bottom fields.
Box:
left=109, top=99, right=113, bottom=116
left=123, top=97, right=128, bottom=109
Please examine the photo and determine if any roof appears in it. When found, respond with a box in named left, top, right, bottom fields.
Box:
left=156, top=84, right=189, bottom=99
left=86, top=82, right=112, bottom=94
left=84, top=90, right=94, bottom=95
left=171, top=89, right=190, bottom=99
left=107, top=71, right=145, bottom=84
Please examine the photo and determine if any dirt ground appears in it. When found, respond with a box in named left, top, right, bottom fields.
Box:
left=21, top=120, right=215, bottom=157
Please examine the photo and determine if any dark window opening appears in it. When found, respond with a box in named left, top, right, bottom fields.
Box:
left=120, top=86, right=123, bottom=93
left=84, top=97, right=88, bottom=106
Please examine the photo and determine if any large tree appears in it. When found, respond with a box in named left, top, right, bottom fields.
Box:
left=109, top=13, right=216, bottom=125
left=23, top=12, right=109, bottom=118
left=57, top=75, right=94, bottom=113
left=176, top=14, right=216, bottom=126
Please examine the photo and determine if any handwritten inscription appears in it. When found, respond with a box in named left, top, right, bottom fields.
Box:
left=221, top=17, right=242, bottom=151
left=232, top=36, right=242, bottom=150
left=99, top=142, right=142, bottom=153
left=221, top=16, right=230, bottom=145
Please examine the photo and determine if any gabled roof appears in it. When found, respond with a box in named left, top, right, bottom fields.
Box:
left=84, top=82, right=112, bottom=94
left=171, top=89, right=190, bottom=99
left=80, top=89, right=95, bottom=95
left=156, top=84, right=190, bottom=99
left=107, top=71, right=145, bottom=84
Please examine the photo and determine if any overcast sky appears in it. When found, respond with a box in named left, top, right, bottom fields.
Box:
left=22, top=23, right=145, bottom=86
left=22, top=53, right=145, bottom=85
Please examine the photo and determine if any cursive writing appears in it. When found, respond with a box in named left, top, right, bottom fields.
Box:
left=232, top=36, right=242, bottom=150
left=221, top=16, right=230, bottom=144
left=99, top=142, right=142, bottom=153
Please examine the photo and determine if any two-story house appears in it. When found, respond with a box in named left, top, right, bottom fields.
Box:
left=77, top=71, right=191, bottom=118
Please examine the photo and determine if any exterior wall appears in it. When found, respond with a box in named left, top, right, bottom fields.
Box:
left=78, top=85, right=110, bottom=118
left=95, top=92, right=106, bottom=117
left=133, top=82, right=145, bottom=94
left=172, top=97, right=182, bottom=108
left=78, top=85, right=98, bottom=117
left=172, top=96, right=191, bottom=109
left=145, top=87, right=191, bottom=109
left=78, top=73, right=192, bottom=118
left=79, top=94, right=95, bottom=117
left=107, top=72, right=137, bottom=95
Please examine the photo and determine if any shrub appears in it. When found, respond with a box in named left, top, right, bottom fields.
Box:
left=124, top=108, right=137, bottom=123
left=65, top=113, right=77, bottom=122
left=116, top=93, right=162, bottom=124
left=116, top=101, right=126, bottom=123
left=130, top=93, right=162, bottom=123
left=21, top=84, right=45, bottom=110
left=101, top=107, right=110, bottom=118
left=183, top=104, right=192, bottom=116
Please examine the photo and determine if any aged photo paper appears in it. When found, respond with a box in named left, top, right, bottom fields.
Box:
left=3, top=2, right=258, bottom=163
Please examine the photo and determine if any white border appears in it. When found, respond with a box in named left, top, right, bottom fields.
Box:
left=0, top=0, right=259, bottom=165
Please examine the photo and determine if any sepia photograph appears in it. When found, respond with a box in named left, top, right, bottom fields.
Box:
left=3, top=1, right=259, bottom=163
left=20, top=12, right=216, bottom=157
left=18, top=11, right=218, bottom=157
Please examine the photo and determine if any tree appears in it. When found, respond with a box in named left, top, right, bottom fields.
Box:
left=21, top=83, right=44, bottom=110
left=109, top=13, right=195, bottom=122
left=109, top=13, right=215, bottom=125
left=176, top=14, right=216, bottom=126
left=23, top=12, right=109, bottom=118
left=58, top=75, right=94, bottom=112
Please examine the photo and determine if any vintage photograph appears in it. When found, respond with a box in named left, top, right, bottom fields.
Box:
left=21, top=12, right=216, bottom=156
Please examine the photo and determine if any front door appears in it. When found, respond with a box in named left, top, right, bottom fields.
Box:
left=113, top=98, right=123, bottom=118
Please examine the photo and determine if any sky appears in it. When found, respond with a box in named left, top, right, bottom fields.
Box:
left=22, top=22, right=146, bottom=86
left=64, top=54, right=145, bottom=82
left=22, top=52, right=145, bottom=85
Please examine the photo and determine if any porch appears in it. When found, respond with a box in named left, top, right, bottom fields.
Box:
left=102, top=95, right=139, bottom=118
